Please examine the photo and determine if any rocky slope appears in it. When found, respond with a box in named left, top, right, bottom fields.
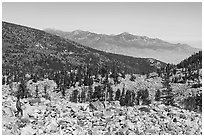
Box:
left=44, top=29, right=201, bottom=64
left=2, top=76, right=202, bottom=135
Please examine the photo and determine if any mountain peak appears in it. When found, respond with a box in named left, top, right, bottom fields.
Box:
left=44, top=28, right=200, bottom=63
left=71, top=30, right=87, bottom=35
left=121, top=32, right=130, bottom=35
left=118, top=32, right=134, bottom=36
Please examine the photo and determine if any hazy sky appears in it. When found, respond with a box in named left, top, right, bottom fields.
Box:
left=2, top=2, right=202, bottom=48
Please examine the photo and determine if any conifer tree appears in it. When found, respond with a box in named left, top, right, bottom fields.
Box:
left=163, top=72, right=175, bottom=106
left=115, top=89, right=121, bottom=101
left=120, top=84, right=126, bottom=106
left=125, top=90, right=131, bottom=106
left=108, top=86, right=114, bottom=101
left=81, top=88, right=86, bottom=103
left=71, top=89, right=79, bottom=103
left=132, top=91, right=136, bottom=106
left=35, top=85, right=39, bottom=98
left=155, top=89, right=161, bottom=101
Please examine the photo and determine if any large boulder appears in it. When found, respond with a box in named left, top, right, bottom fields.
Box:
left=21, top=125, right=35, bottom=135
left=89, top=100, right=105, bottom=112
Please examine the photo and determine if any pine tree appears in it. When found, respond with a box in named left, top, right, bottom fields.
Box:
left=142, top=89, right=149, bottom=101
left=35, top=85, right=39, bottom=98
left=115, top=89, right=121, bottom=101
left=130, top=74, right=136, bottom=81
left=71, top=89, right=79, bottom=103
left=108, top=86, right=114, bottom=101
left=125, top=90, right=131, bottom=106
left=121, top=71, right=126, bottom=79
left=132, top=91, right=136, bottom=106
left=81, top=88, right=86, bottom=103
left=137, top=89, right=149, bottom=105
left=94, top=85, right=102, bottom=101
left=155, top=89, right=161, bottom=101
left=61, top=84, right=66, bottom=98
left=163, top=72, right=175, bottom=106
left=86, top=86, right=92, bottom=102
left=2, top=76, right=6, bottom=85
left=120, top=84, right=126, bottom=106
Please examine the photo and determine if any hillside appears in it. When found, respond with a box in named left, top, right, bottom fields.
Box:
left=2, top=22, right=202, bottom=135
left=2, top=21, right=166, bottom=75
left=177, top=51, right=202, bottom=69
left=44, top=29, right=201, bottom=64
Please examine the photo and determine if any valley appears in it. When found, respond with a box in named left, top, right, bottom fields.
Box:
left=2, top=21, right=202, bottom=135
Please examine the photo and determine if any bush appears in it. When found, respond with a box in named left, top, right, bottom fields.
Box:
left=183, top=93, right=202, bottom=112
left=130, top=74, right=136, bottom=81
left=191, top=83, right=202, bottom=88
left=137, top=89, right=149, bottom=100
left=93, top=86, right=103, bottom=101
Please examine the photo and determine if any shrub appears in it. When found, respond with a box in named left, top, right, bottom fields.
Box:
left=93, top=86, right=103, bottom=101
left=183, top=93, right=202, bottom=112
left=130, top=74, right=136, bottom=81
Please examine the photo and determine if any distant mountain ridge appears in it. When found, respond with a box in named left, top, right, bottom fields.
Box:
left=44, top=29, right=201, bottom=64
left=2, top=21, right=166, bottom=75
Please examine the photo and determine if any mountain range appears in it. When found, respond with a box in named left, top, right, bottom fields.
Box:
left=44, top=29, right=201, bottom=64
left=2, top=21, right=165, bottom=75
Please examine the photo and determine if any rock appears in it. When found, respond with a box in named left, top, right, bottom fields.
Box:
left=126, top=120, right=135, bottom=130
left=71, top=105, right=79, bottom=113
left=119, top=126, right=128, bottom=134
left=116, top=131, right=125, bottom=135
left=21, top=118, right=30, bottom=124
left=173, top=117, right=177, bottom=122
left=40, top=97, right=46, bottom=102
left=80, top=103, right=89, bottom=111
left=29, top=98, right=41, bottom=105
left=73, top=126, right=85, bottom=135
left=92, top=126, right=100, bottom=135
left=104, top=131, right=112, bottom=135
left=2, top=129, right=12, bottom=135
left=119, top=115, right=126, bottom=121
left=89, top=100, right=105, bottom=112
left=111, top=101, right=120, bottom=108
left=21, top=125, right=35, bottom=135
left=128, top=130, right=137, bottom=135
left=46, top=119, right=58, bottom=132
left=3, top=107, right=14, bottom=117
left=138, top=107, right=150, bottom=112
left=38, top=129, right=44, bottom=134
left=44, top=100, right=51, bottom=105
left=103, top=110, right=114, bottom=118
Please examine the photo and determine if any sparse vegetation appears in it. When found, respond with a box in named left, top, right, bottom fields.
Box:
left=2, top=21, right=202, bottom=135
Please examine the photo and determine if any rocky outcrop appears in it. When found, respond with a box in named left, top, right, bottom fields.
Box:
left=2, top=78, right=202, bottom=135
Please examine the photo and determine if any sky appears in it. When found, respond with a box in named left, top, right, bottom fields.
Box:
left=2, top=2, right=202, bottom=48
